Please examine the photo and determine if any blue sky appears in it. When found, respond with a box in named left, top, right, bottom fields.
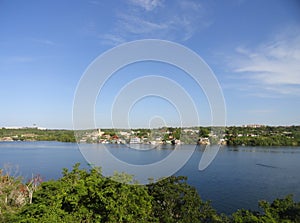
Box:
left=1, top=0, right=300, bottom=129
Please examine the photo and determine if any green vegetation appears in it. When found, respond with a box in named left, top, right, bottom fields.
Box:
left=1, top=125, right=300, bottom=146
left=1, top=164, right=300, bottom=222
left=134, top=128, right=151, bottom=138
left=199, top=127, right=210, bottom=138
left=0, top=128, right=76, bottom=143
left=232, top=195, right=300, bottom=222
left=226, top=125, right=300, bottom=146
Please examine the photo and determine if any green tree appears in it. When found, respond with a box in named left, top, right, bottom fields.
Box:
left=147, top=176, right=224, bottom=223
left=0, top=166, right=27, bottom=222
left=12, top=164, right=156, bottom=223
left=232, top=195, right=300, bottom=223
left=199, top=127, right=210, bottom=138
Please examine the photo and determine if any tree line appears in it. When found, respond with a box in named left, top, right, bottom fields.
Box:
left=1, top=125, right=300, bottom=146
left=0, top=128, right=76, bottom=143
left=225, top=125, right=300, bottom=146
left=1, top=164, right=299, bottom=222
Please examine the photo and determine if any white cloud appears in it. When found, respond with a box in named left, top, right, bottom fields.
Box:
left=128, top=0, right=163, bottom=11
left=99, top=34, right=126, bottom=46
left=247, top=109, right=274, bottom=114
left=99, top=0, right=209, bottom=45
left=4, top=56, right=35, bottom=63
left=89, top=0, right=101, bottom=5
left=117, top=13, right=168, bottom=35
left=178, top=0, right=201, bottom=11
left=32, top=38, right=55, bottom=46
left=230, top=29, right=300, bottom=96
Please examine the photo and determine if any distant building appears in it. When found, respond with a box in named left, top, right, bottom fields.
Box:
left=97, top=129, right=104, bottom=137
left=130, top=137, right=141, bottom=144
left=3, top=126, right=24, bottom=129
left=0, top=137, right=13, bottom=141
left=242, top=124, right=265, bottom=128
left=2, top=125, right=47, bottom=130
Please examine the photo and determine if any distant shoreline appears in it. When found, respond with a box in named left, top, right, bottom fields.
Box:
left=1, top=125, right=299, bottom=146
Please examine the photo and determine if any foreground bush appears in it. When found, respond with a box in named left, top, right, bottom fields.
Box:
left=232, top=195, right=300, bottom=223
left=6, top=164, right=155, bottom=222
left=1, top=164, right=300, bottom=222
left=2, top=164, right=217, bottom=222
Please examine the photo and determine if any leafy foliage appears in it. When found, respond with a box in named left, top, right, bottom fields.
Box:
left=0, top=128, right=76, bottom=142
left=9, top=163, right=155, bottom=223
left=0, top=165, right=41, bottom=222
left=147, top=175, right=225, bottom=223
left=2, top=125, right=300, bottom=146
left=1, top=164, right=300, bottom=222
left=226, top=125, right=300, bottom=146
left=232, top=195, right=300, bottom=223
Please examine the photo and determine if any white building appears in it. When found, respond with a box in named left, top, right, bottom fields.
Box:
left=130, top=137, right=141, bottom=144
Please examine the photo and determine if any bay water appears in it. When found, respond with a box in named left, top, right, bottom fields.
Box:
left=1, top=141, right=300, bottom=214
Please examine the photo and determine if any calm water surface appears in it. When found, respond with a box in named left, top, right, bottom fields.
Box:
left=0, top=141, right=300, bottom=214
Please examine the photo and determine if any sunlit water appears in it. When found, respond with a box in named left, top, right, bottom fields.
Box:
left=1, top=141, right=300, bottom=214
